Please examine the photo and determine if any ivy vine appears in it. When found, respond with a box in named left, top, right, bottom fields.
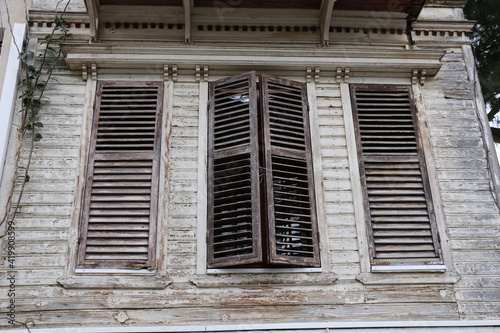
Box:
left=1, top=3, right=73, bottom=232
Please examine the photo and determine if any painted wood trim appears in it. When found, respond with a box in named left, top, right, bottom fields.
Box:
left=462, top=44, right=500, bottom=212
left=64, top=78, right=98, bottom=277
left=61, top=43, right=444, bottom=75
left=196, top=81, right=208, bottom=275
left=57, top=273, right=172, bottom=289
left=356, top=271, right=461, bottom=285
left=0, top=23, right=25, bottom=185
left=157, top=80, right=174, bottom=277
left=307, top=81, right=332, bottom=272
left=190, top=272, right=338, bottom=288
left=341, top=82, right=371, bottom=274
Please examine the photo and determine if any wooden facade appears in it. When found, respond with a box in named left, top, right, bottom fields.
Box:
left=0, top=0, right=499, bottom=331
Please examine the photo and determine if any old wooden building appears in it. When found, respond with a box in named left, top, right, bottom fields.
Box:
left=1, top=0, right=499, bottom=331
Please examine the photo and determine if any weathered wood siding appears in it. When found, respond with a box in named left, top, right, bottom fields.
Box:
left=421, top=49, right=500, bottom=320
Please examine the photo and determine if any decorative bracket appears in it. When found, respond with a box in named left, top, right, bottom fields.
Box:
left=306, top=67, right=320, bottom=83
left=172, top=65, right=178, bottom=82
left=164, top=65, right=169, bottom=81
left=203, top=65, right=209, bottom=82
left=91, top=63, right=97, bottom=81
left=412, top=68, right=427, bottom=86
left=420, top=69, right=427, bottom=86
left=195, top=65, right=201, bottom=82
left=336, top=67, right=342, bottom=83
left=195, top=65, right=209, bottom=82
left=82, top=64, right=88, bottom=81
left=315, top=67, right=320, bottom=82
left=336, top=67, right=350, bottom=83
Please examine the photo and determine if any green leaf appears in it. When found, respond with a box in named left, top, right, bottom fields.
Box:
left=25, top=175, right=30, bottom=182
left=24, top=124, right=32, bottom=131
left=34, top=133, right=43, bottom=142
left=33, top=104, right=42, bottom=113
left=34, top=122, right=44, bottom=128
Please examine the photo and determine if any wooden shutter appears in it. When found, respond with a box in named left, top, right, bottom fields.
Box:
left=261, top=75, right=320, bottom=267
left=351, top=85, right=441, bottom=265
left=207, top=72, right=262, bottom=268
left=78, top=81, right=162, bottom=269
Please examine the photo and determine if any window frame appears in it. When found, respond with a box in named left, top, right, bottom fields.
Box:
left=197, top=75, right=331, bottom=275
left=61, top=78, right=173, bottom=288
left=341, top=81, right=453, bottom=276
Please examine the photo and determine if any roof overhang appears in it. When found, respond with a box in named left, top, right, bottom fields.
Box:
left=84, top=0, right=428, bottom=45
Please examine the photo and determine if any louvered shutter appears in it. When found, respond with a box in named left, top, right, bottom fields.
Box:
left=78, top=81, right=162, bottom=269
left=207, top=72, right=263, bottom=268
left=351, top=85, right=441, bottom=265
left=261, top=75, right=320, bottom=267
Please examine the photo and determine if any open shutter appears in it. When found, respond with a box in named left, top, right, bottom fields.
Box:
left=351, top=85, right=441, bottom=265
left=260, top=75, right=320, bottom=267
left=207, top=72, right=262, bottom=268
left=78, top=81, right=162, bottom=269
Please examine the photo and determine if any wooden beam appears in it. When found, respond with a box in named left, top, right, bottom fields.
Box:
left=85, top=0, right=99, bottom=41
left=320, top=0, right=336, bottom=46
left=183, top=0, right=193, bottom=43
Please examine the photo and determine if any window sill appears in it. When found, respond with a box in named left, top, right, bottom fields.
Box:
left=190, top=272, right=338, bottom=288
left=57, top=271, right=173, bottom=289
left=356, top=271, right=461, bottom=285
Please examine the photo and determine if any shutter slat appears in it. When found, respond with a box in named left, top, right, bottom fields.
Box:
left=352, top=85, right=441, bottom=265
left=78, top=81, right=162, bottom=269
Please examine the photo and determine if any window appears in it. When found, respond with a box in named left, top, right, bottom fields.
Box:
left=207, top=72, right=320, bottom=269
left=77, top=81, right=163, bottom=269
left=350, top=84, right=442, bottom=267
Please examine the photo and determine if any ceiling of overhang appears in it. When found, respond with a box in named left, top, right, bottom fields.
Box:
left=97, top=0, right=426, bottom=18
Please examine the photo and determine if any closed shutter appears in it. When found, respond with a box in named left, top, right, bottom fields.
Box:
left=351, top=85, right=441, bottom=265
left=261, top=75, right=320, bottom=267
left=207, top=72, right=262, bottom=268
left=78, top=81, right=162, bottom=269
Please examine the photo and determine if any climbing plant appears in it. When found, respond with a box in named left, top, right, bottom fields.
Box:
left=0, top=3, right=72, bottom=231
